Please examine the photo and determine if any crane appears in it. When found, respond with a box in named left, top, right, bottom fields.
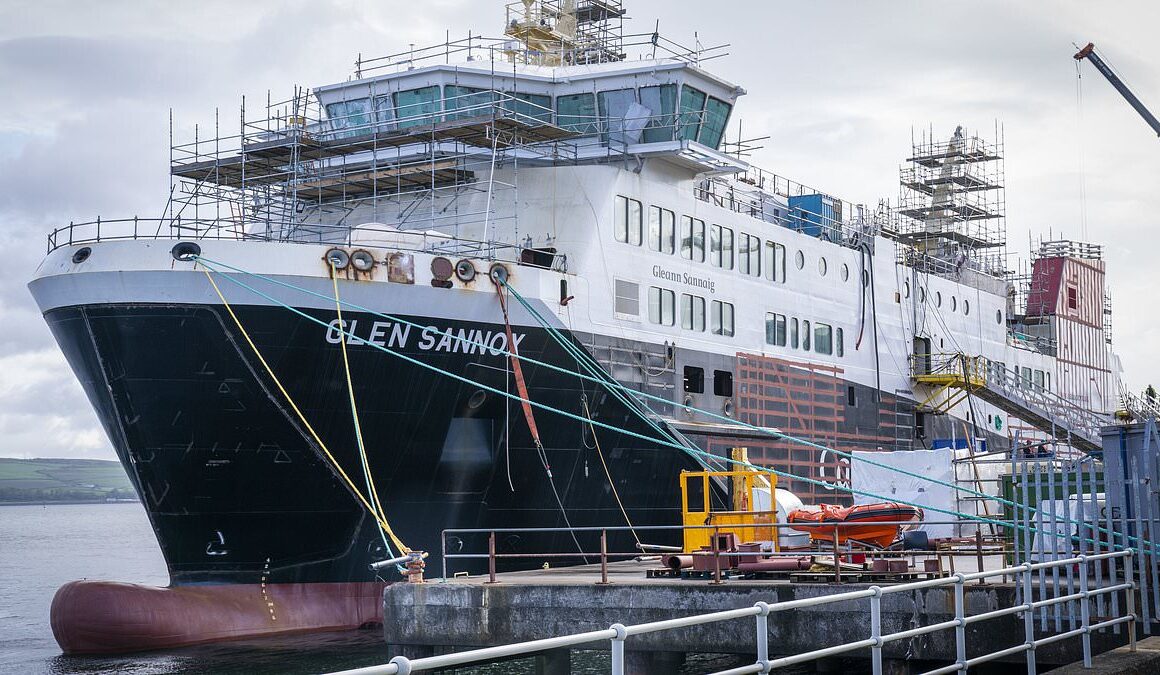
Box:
left=1074, top=42, right=1160, bottom=137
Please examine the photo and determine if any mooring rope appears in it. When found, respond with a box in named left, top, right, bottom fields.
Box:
left=201, top=267, right=410, bottom=555
left=190, top=256, right=1156, bottom=554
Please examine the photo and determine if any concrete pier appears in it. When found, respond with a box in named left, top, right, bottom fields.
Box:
left=382, top=560, right=1129, bottom=673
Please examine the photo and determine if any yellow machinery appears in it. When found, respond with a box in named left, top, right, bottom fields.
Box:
left=680, top=449, right=779, bottom=553
left=911, top=352, right=987, bottom=414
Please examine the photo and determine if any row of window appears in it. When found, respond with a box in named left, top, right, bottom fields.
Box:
left=902, top=281, right=972, bottom=316
left=616, top=196, right=793, bottom=283
left=765, top=313, right=845, bottom=357
left=325, top=82, right=732, bottom=148
left=645, top=287, right=735, bottom=336
left=993, top=361, right=1052, bottom=392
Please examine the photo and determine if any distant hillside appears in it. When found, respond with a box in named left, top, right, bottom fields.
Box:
left=0, top=458, right=137, bottom=503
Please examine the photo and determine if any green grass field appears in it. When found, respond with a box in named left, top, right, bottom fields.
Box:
left=0, top=458, right=136, bottom=502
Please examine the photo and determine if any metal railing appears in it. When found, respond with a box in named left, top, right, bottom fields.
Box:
left=331, top=549, right=1136, bottom=675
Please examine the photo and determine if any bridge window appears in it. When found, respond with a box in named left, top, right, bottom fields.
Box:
left=648, top=206, right=676, bottom=254
left=614, top=279, right=639, bottom=317
left=444, top=86, right=492, bottom=121
left=677, top=86, right=707, bottom=141
left=1033, top=370, right=1045, bottom=390
left=648, top=287, right=676, bottom=326
left=393, top=86, right=441, bottom=128
left=598, top=88, right=638, bottom=144
left=765, top=313, right=787, bottom=346
left=614, top=195, right=642, bottom=245
left=326, top=98, right=372, bottom=137
left=640, top=84, right=677, bottom=143
left=372, top=95, right=396, bottom=131
left=508, top=92, right=553, bottom=124
left=711, top=300, right=734, bottom=337
left=682, top=294, right=706, bottom=332
left=680, top=216, right=706, bottom=262
left=699, top=97, right=732, bottom=148
left=710, top=225, right=734, bottom=269
left=557, top=92, right=597, bottom=134
left=802, top=320, right=811, bottom=351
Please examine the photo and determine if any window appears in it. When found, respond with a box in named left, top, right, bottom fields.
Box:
left=677, top=86, right=707, bottom=141
left=393, top=86, right=442, bottom=128
left=996, top=309, right=1003, bottom=324
left=711, top=300, right=734, bottom=337
left=802, top=320, right=811, bottom=351
left=557, top=92, right=597, bottom=134
left=598, top=88, right=638, bottom=144
left=444, top=85, right=492, bottom=120
left=681, top=294, right=706, bottom=331
left=699, top=97, right=732, bottom=149
left=648, top=287, right=676, bottom=326
left=614, top=279, right=639, bottom=316
left=836, top=327, right=844, bottom=357
left=640, top=84, right=677, bottom=143
left=683, top=366, right=704, bottom=394
left=814, top=323, right=833, bottom=355
left=710, top=225, right=734, bottom=269
left=765, top=312, right=787, bottom=346
left=847, top=385, right=856, bottom=406
left=765, top=241, right=786, bottom=283
left=841, top=263, right=849, bottom=282
left=614, top=195, right=642, bottom=245
left=903, top=281, right=910, bottom=298
left=648, top=206, right=676, bottom=254
left=1034, top=370, right=1045, bottom=390
left=790, top=318, right=799, bottom=349
left=935, top=291, right=942, bottom=307
left=1021, top=366, right=1033, bottom=387
left=326, top=98, right=373, bottom=137
left=1067, top=286, right=1078, bottom=310
left=795, top=250, right=805, bottom=270
left=818, top=257, right=827, bottom=277
left=951, top=296, right=957, bottom=312
left=510, top=92, right=553, bottom=124
left=739, top=233, right=761, bottom=276
left=373, top=95, right=396, bottom=131
left=713, top=370, right=733, bottom=397
left=680, top=216, right=706, bottom=262
left=964, top=299, right=970, bottom=316
left=1045, top=371, right=1051, bottom=391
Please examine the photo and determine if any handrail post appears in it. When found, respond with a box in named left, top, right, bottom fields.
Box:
left=833, top=525, right=841, bottom=584
left=487, top=531, right=497, bottom=584
left=869, top=586, right=883, bottom=675
left=610, top=623, right=627, bottom=675
left=1022, top=563, right=1036, bottom=674
left=954, top=573, right=967, bottom=670
left=599, top=529, right=609, bottom=585
left=754, top=601, right=770, bottom=673
left=712, top=526, right=722, bottom=584
left=1125, top=549, right=1137, bottom=651
left=1079, top=555, right=1091, bottom=668
left=975, top=530, right=985, bottom=583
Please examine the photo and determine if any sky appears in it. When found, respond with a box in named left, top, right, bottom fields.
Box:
left=0, top=0, right=1157, bottom=460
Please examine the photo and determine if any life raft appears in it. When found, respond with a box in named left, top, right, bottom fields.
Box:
left=786, top=502, right=924, bottom=548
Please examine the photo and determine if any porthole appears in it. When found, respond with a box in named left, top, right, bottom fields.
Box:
left=795, top=250, right=805, bottom=270
left=951, top=296, right=957, bottom=312
left=935, top=291, right=942, bottom=307
left=903, top=281, right=910, bottom=298
left=919, top=287, right=926, bottom=303
left=71, top=247, right=92, bottom=264
left=862, top=270, right=870, bottom=288
left=964, top=299, right=970, bottom=316
left=818, top=257, right=827, bottom=277
left=455, top=259, right=477, bottom=282
left=841, top=263, right=849, bottom=282
left=996, top=309, right=1003, bottom=324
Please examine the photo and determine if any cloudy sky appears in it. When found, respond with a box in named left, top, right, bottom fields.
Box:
left=1, top=1, right=1157, bottom=460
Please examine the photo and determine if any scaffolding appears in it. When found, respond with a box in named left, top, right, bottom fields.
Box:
left=895, top=125, right=1007, bottom=279
left=503, top=0, right=626, bottom=66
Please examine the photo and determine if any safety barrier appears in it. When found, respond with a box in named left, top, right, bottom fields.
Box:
left=328, top=549, right=1136, bottom=675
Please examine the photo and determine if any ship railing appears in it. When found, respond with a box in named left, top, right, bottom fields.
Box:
left=43, top=216, right=556, bottom=269
left=335, top=526, right=1136, bottom=675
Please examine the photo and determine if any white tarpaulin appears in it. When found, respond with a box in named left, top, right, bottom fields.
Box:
left=851, top=448, right=957, bottom=538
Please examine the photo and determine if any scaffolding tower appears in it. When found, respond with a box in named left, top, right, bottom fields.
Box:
left=503, top=0, right=625, bottom=66
left=896, top=125, right=1007, bottom=278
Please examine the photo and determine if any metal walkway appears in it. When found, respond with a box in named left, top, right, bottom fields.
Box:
left=912, top=353, right=1107, bottom=453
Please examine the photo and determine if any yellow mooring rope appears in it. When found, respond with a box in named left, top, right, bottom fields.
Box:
left=202, top=268, right=410, bottom=554
left=329, top=263, right=406, bottom=554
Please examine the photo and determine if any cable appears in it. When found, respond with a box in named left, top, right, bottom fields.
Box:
left=582, top=395, right=642, bottom=549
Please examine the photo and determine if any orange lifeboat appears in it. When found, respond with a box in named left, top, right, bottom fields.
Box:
left=786, top=503, right=924, bottom=548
